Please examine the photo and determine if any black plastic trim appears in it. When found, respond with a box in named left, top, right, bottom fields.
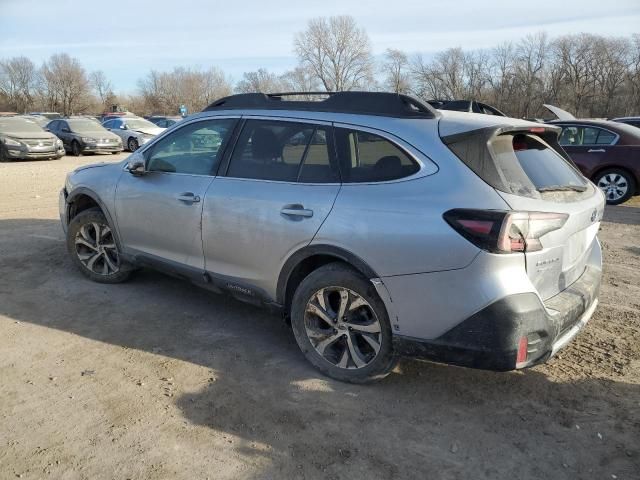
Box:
left=204, top=92, right=438, bottom=119
left=276, top=244, right=379, bottom=305
left=66, top=187, right=123, bottom=251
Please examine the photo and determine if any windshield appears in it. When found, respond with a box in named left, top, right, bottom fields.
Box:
left=0, top=117, right=46, bottom=134
left=125, top=118, right=158, bottom=130
left=68, top=119, right=106, bottom=134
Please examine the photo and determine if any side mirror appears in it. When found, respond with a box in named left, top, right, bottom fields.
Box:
left=120, top=125, right=127, bottom=130
left=61, top=127, right=70, bottom=133
left=126, top=157, right=145, bottom=175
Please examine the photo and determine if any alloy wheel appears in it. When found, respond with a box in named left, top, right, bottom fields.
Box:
left=74, top=222, right=120, bottom=275
left=304, top=286, right=382, bottom=369
left=597, top=173, right=628, bottom=202
left=128, top=138, right=138, bottom=152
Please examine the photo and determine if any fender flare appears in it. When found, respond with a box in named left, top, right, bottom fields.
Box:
left=276, top=244, right=379, bottom=305
left=66, top=187, right=123, bottom=250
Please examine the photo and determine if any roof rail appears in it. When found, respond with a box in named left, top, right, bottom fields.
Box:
left=203, top=92, right=439, bottom=119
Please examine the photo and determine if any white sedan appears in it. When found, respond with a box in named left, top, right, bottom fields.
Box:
left=102, top=117, right=165, bottom=152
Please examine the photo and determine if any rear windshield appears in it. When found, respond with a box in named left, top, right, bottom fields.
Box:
left=447, top=131, right=587, bottom=198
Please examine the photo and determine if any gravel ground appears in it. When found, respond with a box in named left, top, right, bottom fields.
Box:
left=0, top=154, right=639, bottom=480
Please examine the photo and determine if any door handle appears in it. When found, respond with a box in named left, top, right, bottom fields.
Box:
left=280, top=204, right=313, bottom=218
left=177, top=192, right=201, bottom=204
left=587, top=149, right=605, bottom=153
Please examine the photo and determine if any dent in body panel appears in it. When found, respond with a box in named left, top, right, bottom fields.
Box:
left=382, top=251, right=532, bottom=339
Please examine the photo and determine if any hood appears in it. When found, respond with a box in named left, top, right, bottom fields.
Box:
left=132, top=127, right=164, bottom=136
left=79, top=130, right=121, bottom=141
left=1, top=131, right=57, bottom=141
left=543, top=104, right=576, bottom=121
left=73, top=162, right=108, bottom=173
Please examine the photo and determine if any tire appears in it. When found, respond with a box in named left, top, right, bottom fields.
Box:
left=594, top=168, right=636, bottom=205
left=71, top=141, right=82, bottom=157
left=0, top=145, right=9, bottom=162
left=290, top=262, right=397, bottom=383
left=66, top=208, right=132, bottom=284
left=127, top=137, right=139, bottom=152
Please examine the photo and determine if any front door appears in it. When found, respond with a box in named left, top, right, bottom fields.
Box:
left=202, top=118, right=341, bottom=299
left=114, top=117, right=238, bottom=269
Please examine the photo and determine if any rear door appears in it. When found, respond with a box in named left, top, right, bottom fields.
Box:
left=489, top=132, right=604, bottom=300
left=557, top=124, right=617, bottom=177
left=446, top=127, right=604, bottom=300
left=201, top=118, right=341, bottom=299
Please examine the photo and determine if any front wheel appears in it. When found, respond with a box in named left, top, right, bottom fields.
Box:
left=290, top=263, right=397, bottom=383
left=595, top=168, right=636, bottom=205
left=71, top=141, right=82, bottom=157
left=127, top=137, right=139, bottom=152
left=66, top=208, right=131, bottom=283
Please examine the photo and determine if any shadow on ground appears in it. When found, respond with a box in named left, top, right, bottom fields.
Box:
left=0, top=218, right=638, bottom=479
left=603, top=204, right=640, bottom=226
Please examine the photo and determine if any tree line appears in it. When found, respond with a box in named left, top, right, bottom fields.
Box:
left=1, top=16, right=639, bottom=118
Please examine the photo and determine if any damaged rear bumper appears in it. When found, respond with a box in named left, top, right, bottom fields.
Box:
left=393, top=262, right=601, bottom=371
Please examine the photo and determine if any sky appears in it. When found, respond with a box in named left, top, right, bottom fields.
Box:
left=1, top=0, right=639, bottom=94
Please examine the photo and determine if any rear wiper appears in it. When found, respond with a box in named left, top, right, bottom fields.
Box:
left=538, top=185, right=587, bottom=193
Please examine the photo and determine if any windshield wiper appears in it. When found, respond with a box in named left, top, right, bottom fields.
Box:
left=538, top=185, right=587, bottom=193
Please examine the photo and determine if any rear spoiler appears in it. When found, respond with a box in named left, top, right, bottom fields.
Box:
left=441, top=124, right=572, bottom=162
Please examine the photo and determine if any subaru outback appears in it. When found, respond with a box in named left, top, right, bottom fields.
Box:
left=60, top=92, right=604, bottom=383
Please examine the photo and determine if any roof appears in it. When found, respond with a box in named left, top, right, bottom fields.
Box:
left=204, top=92, right=439, bottom=119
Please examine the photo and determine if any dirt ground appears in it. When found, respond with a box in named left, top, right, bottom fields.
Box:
left=0, top=154, right=639, bottom=480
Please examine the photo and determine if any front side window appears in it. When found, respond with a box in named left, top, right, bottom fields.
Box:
left=146, top=118, right=236, bottom=175
left=334, top=128, right=419, bottom=182
left=226, top=120, right=337, bottom=183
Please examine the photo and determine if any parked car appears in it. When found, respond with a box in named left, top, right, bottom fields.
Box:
left=18, top=114, right=50, bottom=127
left=101, top=111, right=137, bottom=123
left=612, top=116, right=640, bottom=129
left=148, top=116, right=183, bottom=128
left=47, top=118, right=123, bottom=156
left=29, top=112, right=62, bottom=120
left=430, top=99, right=507, bottom=116
left=60, top=92, right=604, bottom=383
left=102, top=116, right=165, bottom=151
left=544, top=105, right=640, bottom=204
left=0, top=116, right=65, bottom=161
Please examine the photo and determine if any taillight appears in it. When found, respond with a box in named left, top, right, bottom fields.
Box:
left=443, top=209, right=568, bottom=254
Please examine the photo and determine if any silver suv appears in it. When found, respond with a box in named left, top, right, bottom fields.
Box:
left=60, top=92, right=604, bottom=383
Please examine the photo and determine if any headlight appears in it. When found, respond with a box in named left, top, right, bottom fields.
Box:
left=3, top=137, right=22, bottom=147
left=56, top=139, right=63, bottom=147
left=81, top=137, right=96, bottom=143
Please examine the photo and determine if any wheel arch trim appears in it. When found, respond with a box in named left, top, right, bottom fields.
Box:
left=66, top=187, right=123, bottom=250
left=276, top=244, right=380, bottom=305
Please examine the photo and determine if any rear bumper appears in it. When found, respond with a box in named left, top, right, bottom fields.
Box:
left=393, top=261, right=601, bottom=371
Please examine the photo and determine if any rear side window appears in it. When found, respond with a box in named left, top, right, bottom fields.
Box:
left=334, top=128, right=419, bottom=182
left=447, top=132, right=586, bottom=198
left=227, top=120, right=337, bottom=183
left=559, top=126, right=617, bottom=146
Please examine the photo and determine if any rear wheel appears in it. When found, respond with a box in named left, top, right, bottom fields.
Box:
left=127, top=137, right=139, bottom=152
left=67, top=208, right=131, bottom=284
left=595, top=168, right=635, bottom=205
left=290, top=263, right=396, bottom=383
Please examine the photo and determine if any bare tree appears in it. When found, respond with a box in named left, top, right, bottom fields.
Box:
left=138, top=66, right=232, bottom=114
left=514, top=33, right=548, bottom=117
left=294, top=15, right=373, bottom=91
left=487, top=42, right=516, bottom=112
left=0, top=56, right=36, bottom=112
left=235, top=68, right=284, bottom=94
left=38, top=54, right=90, bottom=115
left=279, top=66, right=321, bottom=98
left=89, top=70, right=113, bottom=109
left=382, top=49, right=411, bottom=94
